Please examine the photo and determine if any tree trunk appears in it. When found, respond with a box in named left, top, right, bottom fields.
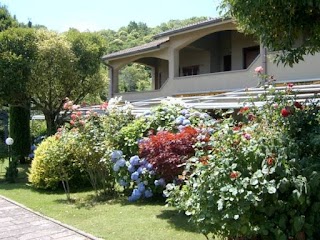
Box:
left=44, top=112, right=57, bottom=136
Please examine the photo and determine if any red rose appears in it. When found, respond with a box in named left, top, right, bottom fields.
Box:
left=266, top=157, right=274, bottom=166
left=230, top=171, right=239, bottom=179
left=281, top=108, right=291, bottom=117
left=294, top=101, right=303, bottom=109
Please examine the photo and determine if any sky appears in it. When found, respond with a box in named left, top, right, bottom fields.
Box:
left=1, top=0, right=222, bottom=32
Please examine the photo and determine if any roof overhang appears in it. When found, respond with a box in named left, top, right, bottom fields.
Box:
left=102, top=37, right=169, bottom=61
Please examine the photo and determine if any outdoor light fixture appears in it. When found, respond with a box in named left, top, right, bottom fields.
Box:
left=5, top=137, right=14, bottom=146
left=5, top=137, right=14, bottom=162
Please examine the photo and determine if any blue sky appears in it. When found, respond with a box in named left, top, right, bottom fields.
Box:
left=1, top=0, right=221, bottom=32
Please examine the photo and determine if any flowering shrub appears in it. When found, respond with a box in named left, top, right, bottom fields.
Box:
left=111, top=152, right=165, bottom=202
left=165, top=84, right=320, bottom=239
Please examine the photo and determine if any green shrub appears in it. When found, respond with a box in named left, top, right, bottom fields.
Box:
left=165, top=85, right=320, bottom=239
left=28, top=134, right=87, bottom=191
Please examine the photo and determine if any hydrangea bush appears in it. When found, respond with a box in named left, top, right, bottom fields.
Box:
left=110, top=99, right=214, bottom=201
left=165, top=84, right=320, bottom=239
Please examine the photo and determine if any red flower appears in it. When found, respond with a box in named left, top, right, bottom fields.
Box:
left=248, top=113, right=255, bottom=121
left=287, top=83, right=294, bottom=88
left=266, top=157, right=274, bottom=166
left=239, top=106, right=249, bottom=114
left=294, top=101, right=303, bottom=109
left=230, top=171, right=239, bottom=179
left=281, top=108, right=291, bottom=117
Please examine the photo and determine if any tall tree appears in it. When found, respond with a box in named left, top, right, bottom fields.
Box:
left=220, top=0, right=320, bottom=66
left=0, top=28, right=37, bottom=162
left=28, top=29, right=107, bottom=135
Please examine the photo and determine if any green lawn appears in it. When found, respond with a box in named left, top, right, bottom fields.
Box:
left=0, top=161, right=215, bottom=240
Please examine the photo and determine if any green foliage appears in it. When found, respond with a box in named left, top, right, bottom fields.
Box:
left=72, top=112, right=115, bottom=195
left=9, top=105, right=31, bottom=163
left=0, top=4, right=18, bottom=32
left=28, top=135, right=87, bottom=191
left=119, top=63, right=152, bottom=93
left=0, top=27, right=37, bottom=105
left=165, top=85, right=320, bottom=239
left=220, top=0, right=320, bottom=66
left=30, top=120, right=47, bottom=139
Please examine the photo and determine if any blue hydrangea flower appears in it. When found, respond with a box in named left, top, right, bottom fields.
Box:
left=28, top=153, right=34, bottom=159
left=155, top=178, right=166, bottom=186
left=180, top=109, right=189, bottom=115
left=182, top=119, right=191, bottom=126
left=175, top=115, right=185, bottom=125
left=137, top=166, right=146, bottom=174
left=131, top=171, right=140, bottom=181
left=144, top=189, right=153, bottom=198
left=129, top=155, right=140, bottom=166
left=111, top=150, right=123, bottom=163
left=137, top=182, right=145, bottom=192
left=119, top=179, right=128, bottom=187
left=128, top=164, right=136, bottom=173
left=139, top=158, right=147, bottom=166
left=177, top=125, right=185, bottom=132
left=31, top=145, right=37, bottom=151
left=116, top=158, right=126, bottom=167
left=113, top=164, right=120, bottom=172
left=146, top=163, right=153, bottom=170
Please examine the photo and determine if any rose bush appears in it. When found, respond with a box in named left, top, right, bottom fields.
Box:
left=165, top=84, right=320, bottom=239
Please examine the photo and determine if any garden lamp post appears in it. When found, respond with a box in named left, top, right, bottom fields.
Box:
left=5, top=137, right=14, bottom=163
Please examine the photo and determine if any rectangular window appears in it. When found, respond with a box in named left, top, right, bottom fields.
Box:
left=223, top=55, right=232, bottom=71
left=182, top=65, right=199, bottom=76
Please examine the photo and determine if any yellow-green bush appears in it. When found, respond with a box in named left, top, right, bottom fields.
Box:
left=28, top=133, right=88, bottom=190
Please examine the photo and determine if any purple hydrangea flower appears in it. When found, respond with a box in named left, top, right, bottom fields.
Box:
left=111, top=150, right=123, bottom=163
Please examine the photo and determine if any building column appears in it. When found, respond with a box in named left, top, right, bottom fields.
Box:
left=108, top=65, right=114, bottom=98
left=260, top=40, right=268, bottom=75
left=113, top=69, right=119, bottom=94
left=168, top=49, right=179, bottom=79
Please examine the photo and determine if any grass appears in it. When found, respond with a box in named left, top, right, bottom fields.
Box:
left=0, top=160, right=214, bottom=240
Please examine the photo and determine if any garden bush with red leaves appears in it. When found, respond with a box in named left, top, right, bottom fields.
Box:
left=139, top=126, right=198, bottom=182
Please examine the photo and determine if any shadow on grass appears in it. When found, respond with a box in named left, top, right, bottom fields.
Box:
left=157, top=209, right=202, bottom=234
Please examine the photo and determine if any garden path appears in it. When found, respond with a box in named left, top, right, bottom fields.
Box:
left=0, top=195, right=100, bottom=240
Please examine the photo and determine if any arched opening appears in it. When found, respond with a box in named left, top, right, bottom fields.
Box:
left=118, top=57, right=169, bottom=93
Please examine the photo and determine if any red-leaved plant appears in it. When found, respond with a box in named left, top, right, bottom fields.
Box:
left=139, top=126, right=198, bottom=182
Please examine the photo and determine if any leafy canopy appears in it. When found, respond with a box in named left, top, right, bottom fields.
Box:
left=221, top=0, right=320, bottom=66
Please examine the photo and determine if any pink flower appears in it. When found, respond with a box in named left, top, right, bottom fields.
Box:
left=244, top=133, right=251, bottom=140
left=71, top=114, right=77, bottom=120
left=70, top=120, right=75, bottom=125
left=273, top=103, right=279, bottom=109
left=255, top=66, right=264, bottom=74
